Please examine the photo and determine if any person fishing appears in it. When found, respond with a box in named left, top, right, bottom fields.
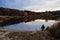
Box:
left=41, top=24, right=45, bottom=31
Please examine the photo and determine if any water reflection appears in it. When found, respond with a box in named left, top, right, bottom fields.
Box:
left=4, top=19, right=58, bottom=31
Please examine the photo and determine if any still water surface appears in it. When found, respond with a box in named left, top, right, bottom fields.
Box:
left=4, top=19, right=58, bottom=31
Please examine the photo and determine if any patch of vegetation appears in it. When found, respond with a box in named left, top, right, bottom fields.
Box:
left=46, top=22, right=60, bottom=40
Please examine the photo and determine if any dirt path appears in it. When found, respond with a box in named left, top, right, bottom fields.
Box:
left=0, top=31, right=10, bottom=40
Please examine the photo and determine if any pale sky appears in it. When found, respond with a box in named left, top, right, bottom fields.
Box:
left=0, top=0, right=60, bottom=12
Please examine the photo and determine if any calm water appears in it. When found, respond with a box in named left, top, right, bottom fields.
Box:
left=3, top=19, right=58, bottom=31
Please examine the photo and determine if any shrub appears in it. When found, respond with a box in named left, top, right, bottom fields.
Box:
left=46, top=22, right=60, bottom=39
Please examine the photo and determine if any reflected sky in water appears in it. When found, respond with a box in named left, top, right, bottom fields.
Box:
left=4, top=19, right=58, bottom=31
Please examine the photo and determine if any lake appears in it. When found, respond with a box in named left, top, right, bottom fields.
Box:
left=3, top=19, right=58, bottom=31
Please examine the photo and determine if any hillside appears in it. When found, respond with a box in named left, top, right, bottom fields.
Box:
left=0, top=7, right=60, bottom=19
